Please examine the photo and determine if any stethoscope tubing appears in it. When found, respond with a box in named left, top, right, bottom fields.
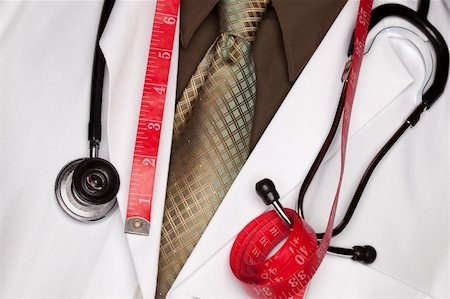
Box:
left=297, top=0, right=449, bottom=260
left=55, top=0, right=120, bottom=222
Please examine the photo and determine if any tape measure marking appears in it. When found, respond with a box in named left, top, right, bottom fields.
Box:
left=230, top=0, right=373, bottom=297
left=125, top=0, right=180, bottom=236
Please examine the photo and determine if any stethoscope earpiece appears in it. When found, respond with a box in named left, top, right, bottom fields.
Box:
left=55, top=158, right=118, bottom=222
left=352, top=245, right=377, bottom=264
left=256, top=179, right=293, bottom=226
left=256, top=178, right=379, bottom=264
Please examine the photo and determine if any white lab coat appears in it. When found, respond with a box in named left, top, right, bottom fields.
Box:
left=0, top=1, right=179, bottom=298
left=1, top=0, right=448, bottom=298
left=166, top=0, right=449, bottom=298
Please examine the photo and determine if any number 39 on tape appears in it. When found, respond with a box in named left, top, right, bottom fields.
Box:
left=124, top=0, right=180, bottom=236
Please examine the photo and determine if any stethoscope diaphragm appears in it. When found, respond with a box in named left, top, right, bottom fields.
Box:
left=55, top=158, right=118, bottom=222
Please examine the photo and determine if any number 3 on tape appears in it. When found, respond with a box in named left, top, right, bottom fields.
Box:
left=125, top=0, right=180, bottom=236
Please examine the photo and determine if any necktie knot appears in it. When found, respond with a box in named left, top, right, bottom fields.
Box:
left=219, top=0, right=271, bottom=41
left=216, top=34, right=252, bottom=63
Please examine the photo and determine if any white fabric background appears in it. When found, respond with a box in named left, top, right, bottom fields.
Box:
left=0, top=1, right=179, bottom=298
left=0, top=0, right=448, bottom=298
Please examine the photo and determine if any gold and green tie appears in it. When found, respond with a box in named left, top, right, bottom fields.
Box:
left=157, top=0, right=270, bottom=296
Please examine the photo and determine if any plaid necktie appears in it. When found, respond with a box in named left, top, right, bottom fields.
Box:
left=157, top=0, right=270, bottom=296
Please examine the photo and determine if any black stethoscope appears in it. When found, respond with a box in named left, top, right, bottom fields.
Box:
left=55, top=0, right=119, bottom=222
left=256, top=0, right=449, bottom=264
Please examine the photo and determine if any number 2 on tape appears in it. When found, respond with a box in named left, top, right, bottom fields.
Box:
left=125, top=0, right=180, bottom=236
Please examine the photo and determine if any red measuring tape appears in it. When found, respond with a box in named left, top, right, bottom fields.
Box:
left=125, top=0, right=180, bottom=235
left=230, top=0, right=373, bottom=297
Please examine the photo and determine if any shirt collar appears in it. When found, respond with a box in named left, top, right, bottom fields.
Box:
left=180, top=0, right=346, bottom=82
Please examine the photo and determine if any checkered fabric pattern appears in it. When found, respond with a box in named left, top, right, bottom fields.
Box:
left=157, top=0, right=270, bottom=297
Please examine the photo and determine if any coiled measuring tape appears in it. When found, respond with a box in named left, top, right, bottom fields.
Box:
left=125, top=0, right=180, bottom=235
left=230, top=0, right=373, bottom=297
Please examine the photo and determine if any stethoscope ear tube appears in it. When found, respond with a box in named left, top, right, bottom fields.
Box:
left=347, top=3, right=449, bottom=108
left=296, top=0, right=448, bottom=263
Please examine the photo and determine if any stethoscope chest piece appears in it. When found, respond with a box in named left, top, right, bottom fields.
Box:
left=55, top=0, right=121, bottom=222
left=55, top=158, right=119, bottom=222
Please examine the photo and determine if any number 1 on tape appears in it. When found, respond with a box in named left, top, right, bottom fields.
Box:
left=125, top=0, right=180, bottom=236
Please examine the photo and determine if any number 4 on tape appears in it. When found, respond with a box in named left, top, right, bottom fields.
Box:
left=125, top=0, right=180, bottom=236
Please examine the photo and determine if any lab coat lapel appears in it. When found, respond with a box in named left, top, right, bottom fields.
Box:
left=0, top=2, right=139, bottom=298
left=168, top=1, right=414, bottom=296
left=100, top=2, right=179, bottom=298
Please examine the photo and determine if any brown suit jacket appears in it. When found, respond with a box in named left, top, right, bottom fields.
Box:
left=176, top=0, right=348, bottom=150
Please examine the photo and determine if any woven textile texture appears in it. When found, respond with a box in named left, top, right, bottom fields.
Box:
left=157, top=0, right=270, bottom=296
